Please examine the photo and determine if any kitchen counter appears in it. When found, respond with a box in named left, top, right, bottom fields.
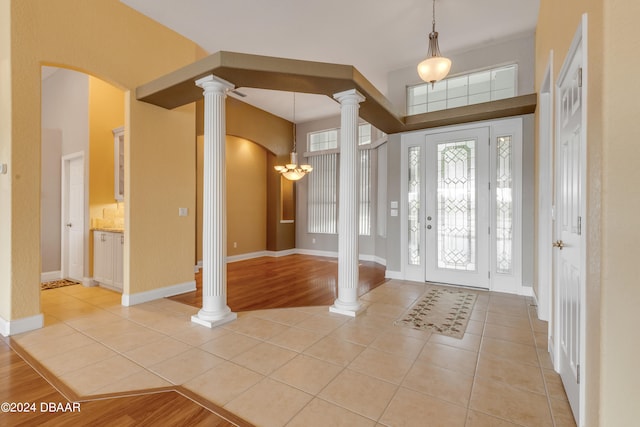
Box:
left=92, top=227, right=124, bottom=233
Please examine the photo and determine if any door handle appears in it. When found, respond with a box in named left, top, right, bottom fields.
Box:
left=427, top=225, right=432, bottom=230
left=553, top=240, right=565, bottom=250
left=66, top=222, right=72, bottom=228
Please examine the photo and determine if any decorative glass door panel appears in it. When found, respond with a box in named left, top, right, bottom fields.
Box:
left=408, top=146, right=421, bottom=266
left=496, top=136, right=513, bottom=274
left=436, top=140, right=477, bottom=271
left=426, top=128, right=489, bottom=288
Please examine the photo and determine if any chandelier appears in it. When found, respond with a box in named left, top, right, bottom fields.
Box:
left=274, top=92, right=312, bottom=181
left=417, top=0, right=451, bottom=86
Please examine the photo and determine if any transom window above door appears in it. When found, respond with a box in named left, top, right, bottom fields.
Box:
left=407, top=64, right=518, bottom=115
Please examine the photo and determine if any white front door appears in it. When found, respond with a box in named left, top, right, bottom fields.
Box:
left=554, top=17, right=586, bottom=423
left=62, top=153, right=84, bottom=281
left=425, top=127, right=490, bottom=288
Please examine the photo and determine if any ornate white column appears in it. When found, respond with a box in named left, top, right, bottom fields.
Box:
left=330, top=89, right=366, bottom=317
left=191, top=75, right=237, bottom=328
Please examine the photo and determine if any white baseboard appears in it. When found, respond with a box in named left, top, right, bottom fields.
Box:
left=122, top=280, right=196, bottom=307
left=491, top=284, right=535, bottom=297
left=41, top=271, right=61, bottom=282
left=197, top=249, right=298, bottom=268
left=385, top=270, right=403, bottom=280
left=373, top=256, right=387, bottom=267
left=520, top=286, right=534, bottom=297
left=264, top=249, right=297, bottom=258
left=227, top=250, right=270, bottom=263
left=198, top=250, right=388, bottom=266
left=296, top=249, right=386, bottom=265
left=296, top=248, right=338, bottom=258
left=0, top=313, right=44, bottom=337
left=83, top=277, right=97, bottom=287
left=531, top=288, right=550, bottom=322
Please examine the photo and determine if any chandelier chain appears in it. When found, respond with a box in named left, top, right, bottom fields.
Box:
left=432, top=0, right=436, bottom=33
left=292, top=92, right=296, bottom=151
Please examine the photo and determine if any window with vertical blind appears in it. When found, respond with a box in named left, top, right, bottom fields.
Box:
left=307, top=153, right=338, bottom=234
left=306, top=123, right=378, bottom=235
left=359, top=149, right=371, bottom=235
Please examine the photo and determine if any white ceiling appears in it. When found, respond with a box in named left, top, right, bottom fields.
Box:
left=121, top=0, right=539, bottom=123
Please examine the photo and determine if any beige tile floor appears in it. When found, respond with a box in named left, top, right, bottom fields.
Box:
left=13, top=281, right=577, bottom=427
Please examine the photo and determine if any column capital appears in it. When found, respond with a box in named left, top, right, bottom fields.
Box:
left=333, top=89, right=365, bottom=105
left=195, top=74, right=235, bottom=92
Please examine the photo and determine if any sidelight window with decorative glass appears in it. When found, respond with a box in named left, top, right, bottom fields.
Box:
left=274, top=92, right=313, bottom=181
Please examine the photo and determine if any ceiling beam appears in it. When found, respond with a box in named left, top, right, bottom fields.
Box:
left=136, top=51, right=536, bottom=134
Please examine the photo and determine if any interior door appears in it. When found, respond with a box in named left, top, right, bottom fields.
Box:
left=555, top=32, right=584, bottom=422
left=63, top=154, right=84, bottom=281
left=425, top=127, right=489, bottom=288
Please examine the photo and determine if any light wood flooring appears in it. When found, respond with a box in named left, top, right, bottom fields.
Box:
left=169, top=254, right=387, bottom=311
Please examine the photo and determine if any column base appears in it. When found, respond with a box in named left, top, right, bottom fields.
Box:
left=191, top=311, right=237, bottom=328
left=329, top=301, right=367, bottom=317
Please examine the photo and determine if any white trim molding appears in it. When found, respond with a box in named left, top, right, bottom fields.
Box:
left=41, top=271, right=62, bottom=282
left=199, top=249, right=387, bottom=267
left=0, top=314, right=44, bottom=337
left=295, top=248, right=338, bottom=258
left=373, top=256, right=387, bottom=267
left=537, top=50, right=555, bottom=322
left=121, top=280, right=196, bottom=307
left=227, top=250, right=296, bottom=263
left=385, top=270, right=403, bottom=280
left=264, top=249, right=298, bottom=258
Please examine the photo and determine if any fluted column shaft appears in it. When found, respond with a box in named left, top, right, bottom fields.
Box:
left=192, top=75, right=237, bottom=328
left=331, top=89, right=366, bottom=317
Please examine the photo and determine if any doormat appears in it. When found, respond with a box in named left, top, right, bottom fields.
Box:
left=394, top=285, right=477, bottom=339
left=41, top=279, right=79, bottom=291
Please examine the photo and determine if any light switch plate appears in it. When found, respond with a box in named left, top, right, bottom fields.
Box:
left=0, top=163, right=7, bottom=174
left=179, top=208, right=188, bottom=217
left=390, top=201, right=398, bottom=209
left=390, top=209, right=398, bottom=217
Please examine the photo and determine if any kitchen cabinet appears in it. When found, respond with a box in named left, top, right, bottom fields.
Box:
left=93, top=230, right=123, bottom=292
left=113, top=126, right=124, bottom=201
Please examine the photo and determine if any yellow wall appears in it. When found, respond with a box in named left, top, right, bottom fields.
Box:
left=88, top=76, right=125, bottom=276
left=195, top=97, right=296, bottom=261
left=1, top=0, right=199, bottom=321
left=89, top=76, right=125, bottom=219
left=196, top=135, right=268, bottom=261
left=227, top=136, right=267, bottom=255
left=599, top=0, right=640, bottom=424
left=0, top=0, right=12, bottom=321
left=535, top=0, right=640, bottom=425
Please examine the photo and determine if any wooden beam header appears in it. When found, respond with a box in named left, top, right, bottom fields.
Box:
left=136, top=51, right=536, bottom=134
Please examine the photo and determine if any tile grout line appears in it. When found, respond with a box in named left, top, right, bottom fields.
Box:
left=30, top=283, right=563, bottom=426
left=528, top=300, right=560, bottom=427
left=463, top=296, right=489, bottom=426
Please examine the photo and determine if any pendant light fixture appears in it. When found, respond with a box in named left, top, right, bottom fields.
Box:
left=274, top=92, right=313, bottom=181
left=417, top=0, right=451, bottom=86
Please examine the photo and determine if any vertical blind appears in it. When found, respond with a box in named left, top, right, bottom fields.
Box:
left=307, top=153, right=338, bottom=234
left=359, top=150, right=371, bottom=236
left=307, top=150, right=372, bottom=236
